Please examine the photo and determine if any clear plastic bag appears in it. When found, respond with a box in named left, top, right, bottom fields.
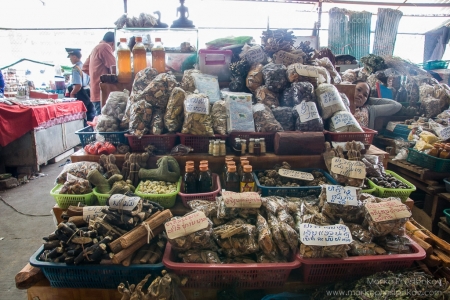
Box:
left=315, top=57, right=341, bottom=84
left=164, top=87, right=186, bottom=133
left=59, top=173, right=92, bottom=195
left=329, top=111, right=364, bottom=133
left=136, top=73, right=178, bottom=109
left=253, top=103, right=284, bottom=132
left=246, top=63, right=264, bottom=93
left=150, top=108, right=165, bottom=135
left=56, top=162, right=103, bottom=184
left=293, top=101, right=324, bottom=132
left=129, top=100, right=152, bottom=138
left=255, top=86, right=279, bottom=107
left=262, top=63, right=288, bottom=93
left=211, top=100, right=227, bottom=135
left=420, top=96, right=441, bottom=118
left=192, top=73, right=221, bottom=104
left=272, top=107, right=295, bottom=131
left=292, top=82, right=315, bottom=106
left=223, top=91, right=255, bottom=132
left=167, top=214, right=214, bottom=252
left=101, top=90, right=129, bottom=122
left=180, top=69, right=200, bottom=93
left=95, top=115, right=120, bottom=132
left=181, top=93, right=214, bottom=136
left=316, top=83, right=347, bottom=119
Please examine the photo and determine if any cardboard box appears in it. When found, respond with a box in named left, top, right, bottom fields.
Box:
left=52, top=204, right=65, bottom=225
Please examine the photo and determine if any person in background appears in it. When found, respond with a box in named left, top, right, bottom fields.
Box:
left=82, top=31, right=116, bottom=116
left=0, top=70, right=4, bottom=94
left=66, top=48, right=95, bottom=122
left=353, top=80, right=402, bottom=129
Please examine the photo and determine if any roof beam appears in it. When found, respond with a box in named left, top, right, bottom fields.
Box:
left=221, top=0, right=450, bottom=7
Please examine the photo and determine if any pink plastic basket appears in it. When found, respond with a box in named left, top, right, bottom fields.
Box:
left=296, top=236, right=425, bottom=283
left=178, top=173, right=221, bottom=208
left=177, top=133, right=227, bottom=153
left=125, top=134, right=178, bottom=153
left=163, top=243, right=301, bottom=289
left=323, top=127, right=377, bottom=145
left=227, top=132, right=276, bottom=152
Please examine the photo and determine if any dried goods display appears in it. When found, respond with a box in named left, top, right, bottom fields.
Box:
left=138, top=180, right=178, bottom=194
left=164, top=87, right=186, bottom=133
left=101, top=90, right=129, bottom=121
left=255, top=86, right=279, bottom=108
left=281, top=85, right=295, bottom=107
left=129, top=100, right=152, bottom=138
left=179, top=250, right=221, bottom=263
left=300, top=244, right=350, bottom=258
left=150, top=108, right=165, bottom=135
left=95, top=115, right=120, bottom=132
left=180, top=69, right=200, bottom=93
left=261, top=29, right=295, bottom=56
left=99, top=154, right=121, bottom=179
left=59, top=174, right=92, bottom=195
left=181, top=93, right=214, bottom=136
left=360, top=54, right=387, bottom=74
left=211, top=100, right=228, bottom=135
left=136, top=73, right=178, bottom=109
left=364, top=197, right=409, bottom=237
left=56, top=162, right=103, bottom=185
left=368, top=173, right=410, bottom=189
left=316, top=83, right=347, bottom=119
left=421, top=96, right=442, bottom=118
left=346, top=223, right=373, bottom=243
left=272, top=106, right=295, bottom=131
left=253, top=103, right=284, bottom=132
left=376, top=235, right=412, bottom=254
left=223, top=91, right=255, bottom=132
left=261, top=63, right=288, bottom=93
left=319, top=188, right=364, bottom=223
left=257, top=162, right=329, bottom=187
left=246, top=63, right=264, bottom=93
left=229, top=60, right=251, bottom=92
left=293, top=101, right=324, bottom=132
left=329, top=111, right=364, bottom=133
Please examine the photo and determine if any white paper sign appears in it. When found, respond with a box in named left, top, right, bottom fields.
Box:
left=294, top=65, right=319, bottom=78
left=331, top=157, right=366, bottom=179
left=320, top=91, right=341, bottom=108
left=278, top=169, right=314, bottom=181
left=365, top=201, right=411, bottom=222
left=185, top=95, right=209, bottom=114
left=324, top=185, right=359, bottom=206
left=297, top=101, right=320, bottom=123
left=222, top=191, right=261, bottom=208
left=331, top=113, right=357, bottom=129
left=165, top=211, right=209, bottom=239
left=300, top=223, right=353, bottom=246
left=108, top=195, right=140, bottom=211
left=439, top=126, right=450, bottom=140
left=82, top=206, right=108, bottom=222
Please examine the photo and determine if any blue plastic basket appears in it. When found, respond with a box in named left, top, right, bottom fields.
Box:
left=30, top=245, right=164, bottom=289
left=253, top=168, right=338, bottom=197
left=75, top=126, right=129, bottom=147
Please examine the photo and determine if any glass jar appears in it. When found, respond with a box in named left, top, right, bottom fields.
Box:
left=248, top=138, right=255, bottom=154
left=254, top=139, right=261, bottom=156
left=213, top=141, right=220, bottom=157
left=260, top=138, right=266, bottom=154
left=220, top=140, right=226, bottom=156
left=208, top=140, right=214, bottom=155
left=240, top=165, right=255, bottom=192
left=241, top=139, right=247, bottom=155
left=233, top=138, right=242, bottom=156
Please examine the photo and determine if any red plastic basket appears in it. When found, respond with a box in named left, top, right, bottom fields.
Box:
left=227, top=132, right=276, bottom=152
left=163, top=243, right=301, bottom=289
left=125, top=134, right=178, bottom=153
left=178, top=173, right=221, bottom=207
left=296, top=236, right=425, bottom=283
left=177, top=133, right=227, bottom=153
left=323, top=127, right=377, bottom=145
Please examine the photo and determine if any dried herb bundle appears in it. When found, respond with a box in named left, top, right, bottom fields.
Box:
left=261, top=29, right=295, bottom=56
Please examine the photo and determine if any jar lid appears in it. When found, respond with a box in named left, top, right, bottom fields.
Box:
left=200, top=160, right=208, bottom=165
left=227, top=161, right=236, bottom=165
left=249, top=138, right=255, bottom=142
left=186, top=161, right=194, bottom=166
left=225, top=157, right=233, bottom=161
left=241, top=139, right=246, bottom=143
left=220, top=140, right=226, bottom=144
left=241, top=160, right=249, bottom=166
left=214, top=141, right=219, bottom=144
left=228, top=165, right=237, bottom=172
left=243, top=165, right=252, bottom=172
left=185, top=166, right=194, bottom=172
left=240, top=156, right=248, bottom=161
left=260, top=138, right=265, bottom=141
left=209, top=140, right=214, bottom=143
left=255, top=139, right=260, bottom=142
left=199, top=165, right=208, bottom=171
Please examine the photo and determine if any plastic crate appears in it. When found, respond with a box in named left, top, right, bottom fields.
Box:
left=75, top=126, right=129, bottom=147
left=163, top=243, right=300, bottom=289
left=254, top=168, right=338, bottom=197
left=92, top=187, right=109, bottom=206
left=179, top=173, right=221, bottom=207
left=135, top=177, right=181, bottom=208
left=126, top=134, right=178, bottom=153
left=297, top=236, right=425, bottom=283
left=227, top=132, right=276, bottom=152
left=381, top=124, right=411, bottom=140
left=407, top=148, right=450, bottom=173
left=445, top=178, right=450, bottom=193
left=367, top=170, right=416, bottom=201
left=30, top=245, right=164, bottom=289
left=177, top=133, right=227, bottom=153
left=423, top=60, right=449, bottom=70
left=324, top=127, right=377, bottom=145
left=444, top=209, right=450, bottom=224
left=50, top=185, right=95, bottom=209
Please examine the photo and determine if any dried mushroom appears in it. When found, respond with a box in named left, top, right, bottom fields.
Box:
left=253, top=103, right=284, bottom=132
left=164, top=87, right=186, bottom=133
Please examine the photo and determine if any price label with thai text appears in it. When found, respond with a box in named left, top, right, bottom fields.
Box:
left=278, top=169, right=314, bottom=181
left=320, top=91, right=341, bottom=108
left=222, top=191, right=261, bottom=208
left=294, top=64, right=319, bottom=78
left=165, top=211, right=209, bottom=239
left=109, top=195, right=140, bottom=211
left=244, top=46, right=266, bottom=64
left=439, top=126, right=450, bottom=140
left=324, top=185, right=359, bottom=206
left=331, top=113, right=357, bottom=129
left=297, top=101, right=320, bottom=123
left=185, top=95, right=209, bottom=114
left=331, top=157, right=366, bottom=179
left=273, top=50, right=303, bottom=66
left=300, top=223, right=353, bottom=246
left=83, top=206, right=108, bottom=222
left=365, top=201, right=411, bottom=222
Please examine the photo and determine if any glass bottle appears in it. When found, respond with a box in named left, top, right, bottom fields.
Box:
left=428, top=143, right=442, bottom=157
left=239, top=160, right=249, bottom=177
left=208, top=140, right=214, bottom=155
left=132, top=36, right=147, bottom=76
left=240, top=165, right=255, bottom=193
left=186, top=160, right=198, bottom=179
left=151, top=38, right=165, bottom=73
left=223, top=157, right=234, bottom=180
left=225, top=165, right=240, bottom=192
left=213, top=141, right=220, bottom=157
left=254, top=139, right=261, bottom=156
left=439, top=145, right=450, bottom=159
left=220, top=140, right=226, bottom=156
left=260, top=138, right=266, bottom=154
left=198, top=164, right=212, bottom=193
left=117, top=38, right=132, bottom=83
left=248, top=138, right=255, bottom=154
left=200, top=161, right=213, bottom=184
left=184, top=166, right=197, bottom=194
left=233, top=138, right=242, bottom=156
left=241, top=139, right=247, bottom=155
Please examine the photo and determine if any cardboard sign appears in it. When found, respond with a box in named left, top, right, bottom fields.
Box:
left=439, top=126, right=450, bottom=140
left=294, top=64, right=319, bottom=78
left=300, top=223, right=353, bottom=246
left=82, top=206, right=108, bottom=222
left=331, top=157, right=366, bottom=179
left=185, top=95, right=209, bottom=114
left=165, top=211, right=209, bottom=239
left=278, top=169, right=314, bottom=181
left=324, top=185, right=359, bottom=206
left=297, top=101, right=320, bottom=123
left=244, top=46, right=266, bottom=64
left=320, top=91, right=341, bottom=108
left=331, top=112, right=357, bottom=129
left=222, top=191, right=261, bottom=208
left=273, top=50, right=303, bottom=66
left=109, top=195, right=140, bottom=211
left=365, top=201, right=411, bottom=222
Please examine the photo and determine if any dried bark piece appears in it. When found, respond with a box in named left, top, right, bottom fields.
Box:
left=164, top=87, right=186, bottom=133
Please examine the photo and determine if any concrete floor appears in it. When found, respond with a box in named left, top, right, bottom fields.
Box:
left=0, top=161, right=65, bottom=300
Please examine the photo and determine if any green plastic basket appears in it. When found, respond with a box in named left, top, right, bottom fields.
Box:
left=50, top=185, right=95, bottom=209
left=92, top=187, right=110, bottom=206
left=362, top=186, right=376, bottom=195
left=135, top=177, right=181, bottom=208
left=368, top=170, right=416, bottom=201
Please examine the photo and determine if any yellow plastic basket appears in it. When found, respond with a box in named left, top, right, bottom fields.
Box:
left=135, top=177, right=181, bottom=208
left=92, top=188, right=110, bottom=206
left=50, top=185, right=95, bottom=209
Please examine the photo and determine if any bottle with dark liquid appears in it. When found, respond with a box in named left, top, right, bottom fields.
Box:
left=240, top=165, right=255, bottom=192
left=198, top=164, right=212, bottom=193
left=225, top=165, right=240, bottom=192
left=183, top=166, right=197, bottom=194
left=233, top=138, right=242, bottom=156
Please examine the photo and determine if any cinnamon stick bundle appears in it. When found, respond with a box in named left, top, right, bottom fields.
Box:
left=408, top=233, right=433, bottom=256
left=405, top=221, right=432, bottom=244
left=411, top=219, right=450, bottom=254
left=434, top=248, right=450, bottom=268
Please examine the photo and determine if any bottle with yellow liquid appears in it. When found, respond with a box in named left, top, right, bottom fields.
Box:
left=151, top=38, right=165, bottom=73
left=132, top=36, right=147, bottom=75
left=117, top=38, right=132, bottom=83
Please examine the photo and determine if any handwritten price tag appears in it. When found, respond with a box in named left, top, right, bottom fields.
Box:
left=296, top=101, right=320, bottom=123
left=320, top=91, right=341, bottom=108
left=244, top=46, right=266, bottom=64
left=331, top=112, right=357, bottom=129
left=109, top=195, right=140, bottom=211
left=185, top=95, right=209, bottom=115
left=300, top=223, right=353, bottom=246
left=165, top=211, right=209, bottom=239
left=365, top=201, right=411, bottom=222
left=273, top=50, right=303, bottom=66
left=222, top=191, right=261, bottom=208
left=294, top=64, right=319, bottom=78
left=278, top=169, right=314, bottom=181
left=439, top=126, right=450, bottom=140
left=82, top=206, right=108, bottom=222
left=331, top=157, right=366, bottom=179
left=324, top=185, right=359, bottom=206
